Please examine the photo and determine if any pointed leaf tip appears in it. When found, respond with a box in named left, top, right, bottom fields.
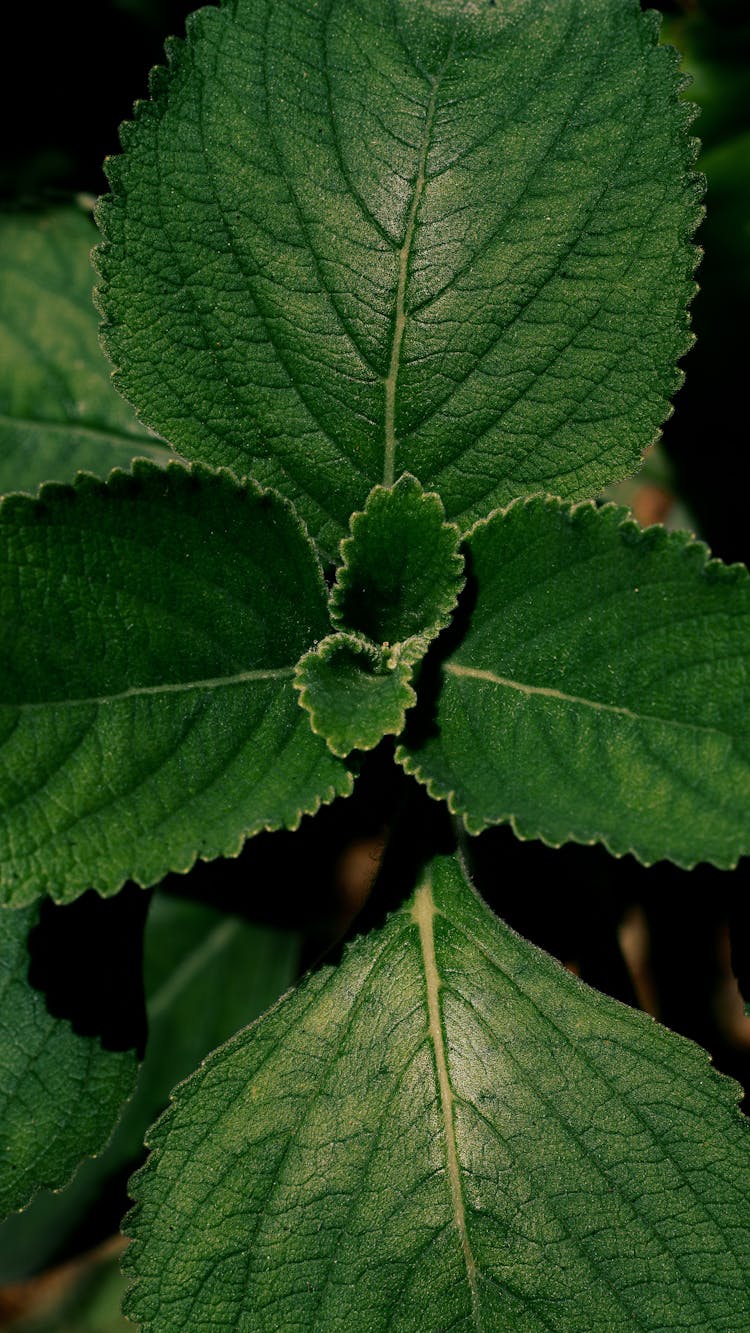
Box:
left=123, top=853, right=750, bottom=1330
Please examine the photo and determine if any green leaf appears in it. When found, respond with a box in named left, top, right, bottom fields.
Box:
left=123, top=853, right=750, bottom=1330
left=398, top=497, right=750, bottom=869
left=296, top=633, right=415, bottom=757
left=330, top=474, right=464, bottom=664
left=0, top=206, right=171, bottom=496
left=96, top=0, right=699, bottom=553
left=0, top=892, right=299, bottom=1282
left=0, top=905, right=137, bottom=1218
left=0, top=462, right=352, bottom=906
left=119, top=892, right=300, bottom=1164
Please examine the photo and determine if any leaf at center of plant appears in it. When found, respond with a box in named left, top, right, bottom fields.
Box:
left=330, top=473, right=464, bottom=663
left=295, top=633, right=415, bottom=757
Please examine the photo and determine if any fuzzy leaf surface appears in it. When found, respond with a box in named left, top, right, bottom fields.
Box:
left=0, top=207, right=170, bottom=495
left=96, top=0, right=699, bottom=552
left=124, top=854, right=750, bottom=1330
left=296, top=633, right=415, bottom=756
left=399, top=499, right=750, bottom=868
left=0, top=905, right=137, bottom=1217
left=330, top=475, right=463, bottom=663
left=0, top=462, right=351, bottom=905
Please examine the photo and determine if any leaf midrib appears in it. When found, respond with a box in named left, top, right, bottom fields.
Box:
left=446, top=663, right=738, bottom=745
left=6, top=667, right=294, bottom=713
left=413, top=876, right=483, bottom=1330
left=382, top=70, right=441, bottom=488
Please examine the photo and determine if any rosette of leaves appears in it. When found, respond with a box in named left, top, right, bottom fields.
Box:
left=3, top=0, right=750, bottom=1327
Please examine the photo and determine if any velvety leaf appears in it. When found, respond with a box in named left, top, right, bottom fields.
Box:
left=0, top=462, right=352, bottom=906
left=0, top=905, right=137, bottom=1218
left=399, top=497, right=750, bottom=869
left=123, top=853, right=750, bottom=1330
left=330, top=475, right=463, bottom=664
left=296, top=633, right=415, bottom=757
left=0, top=206, right=170, bottom=495
left=96, top=0, right=699, bottom=553
left=0, top=892, right=299, bottom=1282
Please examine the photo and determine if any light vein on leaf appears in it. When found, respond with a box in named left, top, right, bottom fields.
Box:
left=383, top=67, right=442, bottom=488
left=0, top=413, right=169, bottom=454
left=7, top=668, right=294, bottom=713
left=412, top=876, right=483, bottom=1331
left=445, top=663, right=734, bottom=742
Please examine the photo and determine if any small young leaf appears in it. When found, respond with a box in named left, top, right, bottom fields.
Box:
left=295, top=633, right=414, bottom=757
left=0, top=206, right=170, bottom=495
left=123, top=854, right=750, bottom=1330
left=0, top=462, right=352, bottom=905
left=330, top=474, right=464, bottom=664
left=399, top=498, right=750, bottom=869
left=96, top=0, right=699, bottom=552
left=0, top=905, right=137, bottom=1218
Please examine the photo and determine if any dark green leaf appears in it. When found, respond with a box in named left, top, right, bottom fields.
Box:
left=296, top=633, right=415, bottom=756
left=399, top=497, right=750, bottom=868
left=0, top=206, right=170, bottom=495
left=0, top=905, right=136, bottom=1218
left=330, top=474, right=464, bottom=663
left=0, top=892, right=299, bottom=1282
left=0, top=462, right=352, bottom=905
left=123, top=853, right=750, bottom=1330
left=96, top=0, right=699, bottom=552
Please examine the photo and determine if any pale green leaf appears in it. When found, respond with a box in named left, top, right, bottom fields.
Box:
left=296, top=633, right=415, bottom=757
left=95, top=0, right=699, bottom=553
left=330, top=474, right=464, bottom=664
left=0, top=892, right=299, bottom=1282
left=0, top=462, right=352, bottom=906
left=0, top=206, right=171, bottom=495
left=398, top=497, right=750, bottom=869
left=123, top=853, right=750, bottom=1330
left=0, top=904, right=137, bottom=1218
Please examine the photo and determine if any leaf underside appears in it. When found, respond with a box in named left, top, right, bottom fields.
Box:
left=0, top=904, right=136, bottom=1218
left=123, top=854, right=750, bottom=1331
left=0, top=462, right=351, bottom=905
left=96, top=0, right=700, bottom=554
left=0, top=206, right=170, bottom=496
left=399, top=498, right=750, bottom=869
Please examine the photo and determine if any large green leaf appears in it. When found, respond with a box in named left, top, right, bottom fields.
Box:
left=399, top=498, right=750, bottom=869
left=0, top=904, right=137, bottom=1218
left=0, top=206, right=170, bottom=496
left=0, top=892, right=299, bottom=1282
left=96, top=0, right=699, bottom=553
left=123, top=853, right=750, bottom=1330
left=0, top=462, right=352, bottom=906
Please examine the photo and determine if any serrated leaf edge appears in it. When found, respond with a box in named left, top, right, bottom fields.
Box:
left=1, top=459, right=354, bottom=905
left=119, top=850, right=750, bottom=1327
left=397, top=493, right=750, bottom=872
left=295, top=631, right=416, bottom=758
left=329, top=474, right=465, bottom=658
